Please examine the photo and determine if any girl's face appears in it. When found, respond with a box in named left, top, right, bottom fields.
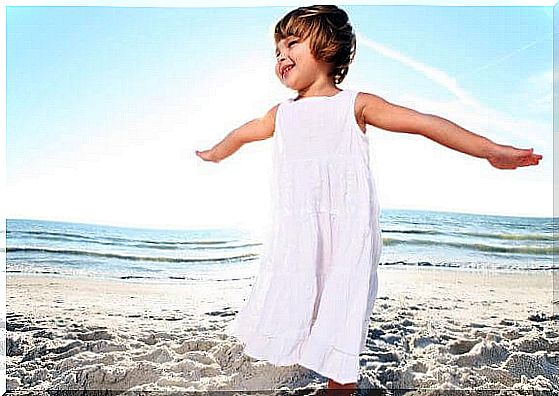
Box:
left=275, top=36, right=331, bottom=90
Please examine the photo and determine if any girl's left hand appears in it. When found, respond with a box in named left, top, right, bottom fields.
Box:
left=486, top=144, right=542, bottom=169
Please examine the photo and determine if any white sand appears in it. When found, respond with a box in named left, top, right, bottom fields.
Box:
left=7, top=267, right=559, bottom=394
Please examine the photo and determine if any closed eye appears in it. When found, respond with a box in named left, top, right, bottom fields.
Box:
left=275, top=38, right=298, bottom=57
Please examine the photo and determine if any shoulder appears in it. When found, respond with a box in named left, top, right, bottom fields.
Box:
left=353, top=91, right=382, bottom=133
left=263, top=103, right=280, bottom=125
left=355, top=91, right=386, bottom=112
left=259, top=103, right=281, bottom=136
left=354, top=91, right=392, bottom=123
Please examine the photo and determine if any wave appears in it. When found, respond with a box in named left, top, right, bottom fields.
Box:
left=382, top=237, right=556, bottom=255
left=383, top=228, right=557, bottom=241
left=7, top=230, right=261, bottom=250
left=7, top=246, right=259, bottom=264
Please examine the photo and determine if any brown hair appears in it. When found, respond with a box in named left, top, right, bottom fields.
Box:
left=274, top=5, right=356, bottom=85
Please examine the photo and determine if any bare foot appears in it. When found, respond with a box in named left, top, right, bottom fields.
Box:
left=327, top=378, right=357, bottom=389
left=326, top=378, right=358, bottom=395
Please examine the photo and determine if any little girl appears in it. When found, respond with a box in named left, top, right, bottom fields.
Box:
left=195, top=5, right=542, bottom=391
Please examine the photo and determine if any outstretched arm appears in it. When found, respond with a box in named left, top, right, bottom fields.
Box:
left=359, top=93, right=542, bottom=169
left=195, top=104, right=279, bottom=163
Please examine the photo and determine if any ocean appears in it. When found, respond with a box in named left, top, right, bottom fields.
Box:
left=6, top=209, right=556, bottom=282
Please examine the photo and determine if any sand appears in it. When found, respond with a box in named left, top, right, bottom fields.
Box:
left=6, top=267, right=559, bottom=394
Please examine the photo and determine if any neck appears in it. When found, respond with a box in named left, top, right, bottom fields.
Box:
left=296, top=83, right=340, bottom=100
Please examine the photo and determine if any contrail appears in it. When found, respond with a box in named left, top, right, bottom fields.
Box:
left=356, top=32, right=548, bottom=148
left=457, top=38, right=544, bottom=79
left=356, top=33, right=482, bottom=110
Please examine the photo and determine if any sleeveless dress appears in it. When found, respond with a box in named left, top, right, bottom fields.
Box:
left=225, top=89, right=383, bottom=385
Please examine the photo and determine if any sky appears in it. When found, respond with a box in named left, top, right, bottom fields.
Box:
left=5, top=1, right=554, bottom=232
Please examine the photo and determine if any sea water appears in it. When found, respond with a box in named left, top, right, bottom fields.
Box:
left=6, top=209, right=556, bottom=282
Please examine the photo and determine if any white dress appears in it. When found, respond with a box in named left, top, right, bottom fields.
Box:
left=225, top=89, right=383, bottom=385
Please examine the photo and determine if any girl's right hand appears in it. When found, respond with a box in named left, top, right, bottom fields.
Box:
left=195, top=149, right=219, bottom=163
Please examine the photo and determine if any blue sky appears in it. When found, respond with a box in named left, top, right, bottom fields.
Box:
left=6, top=2, right=553, bottom=230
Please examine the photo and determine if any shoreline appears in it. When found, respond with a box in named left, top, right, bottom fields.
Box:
left=6, top=262, right=555, bottom=281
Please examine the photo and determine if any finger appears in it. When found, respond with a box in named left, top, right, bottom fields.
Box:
left=522, top=159, right=538, bottom=166
left=518, top=148, right=534, bottom=156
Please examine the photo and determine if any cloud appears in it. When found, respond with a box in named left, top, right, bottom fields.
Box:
left=525, top=68, right=552, bottom=114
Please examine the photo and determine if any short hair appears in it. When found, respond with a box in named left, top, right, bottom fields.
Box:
left=274, top=5, right=356, bottom=85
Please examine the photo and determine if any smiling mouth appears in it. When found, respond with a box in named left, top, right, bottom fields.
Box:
left=282, top=65, right=294, bottom=79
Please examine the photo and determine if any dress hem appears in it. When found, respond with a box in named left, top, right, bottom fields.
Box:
left=226, top=319, right=361, bottom=384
